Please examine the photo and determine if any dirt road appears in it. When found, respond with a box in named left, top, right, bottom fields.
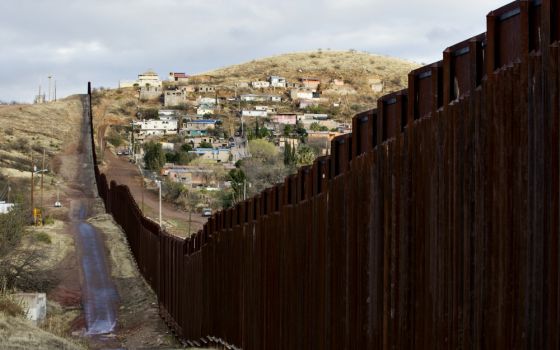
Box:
left=47, top=96, right=180, bottom=349
left=100, top=150, right=206, bottom=237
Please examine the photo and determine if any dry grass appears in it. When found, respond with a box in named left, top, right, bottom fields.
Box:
left=0, top=97, right=84, bottom=208
left=202, top=50, right=417, bottom=87
left=198, top=50, right=419, bottom=118
left=0, top=311, right=85, bottom=350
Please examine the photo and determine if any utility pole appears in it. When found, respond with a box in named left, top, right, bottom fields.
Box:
left=48, top=75, right=52, bottom=102
left=30, top=154, right=34, bottom=219
left=40, top=149, right=45, bottom=210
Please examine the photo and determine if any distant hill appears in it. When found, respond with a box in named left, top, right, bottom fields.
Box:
left=97, top=50, right=419, bottom=125
left=192, top=50, right=419, bottom=117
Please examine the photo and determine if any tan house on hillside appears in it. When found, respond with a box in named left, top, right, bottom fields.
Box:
left=300, top=77, right=321, bottom=90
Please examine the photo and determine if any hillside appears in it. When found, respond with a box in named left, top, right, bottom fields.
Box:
left=193, top=50, right=419, bottom=117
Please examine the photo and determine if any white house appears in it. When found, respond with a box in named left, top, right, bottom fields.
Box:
left=240, top=94, right=281, bottom=102
left=290, top=89, right=314, bottom=100
left=189, top=148, right=232, bottom=163
left=137, top=70, right=162, bottom=88
left=134, top=119, right=178, bottom=136
left=269, top=76, right=287, bottom=88
left=241, top=94, right=267, bottom=102
left=119, top=70, right=162, bottom=88
left=242, top=110, right=268, bottom=118
left=251, top=81, right=270, bottom=89
left=197, top=97, right=217, bottom=106
left=159, top=110, right=177, bottom=117
left=197, top=105, right=214, bottom=116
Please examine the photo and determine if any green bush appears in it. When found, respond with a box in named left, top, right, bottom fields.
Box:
left=43, top=216, right=55, bottom=225
left=35, top=232, right=51, bottom=244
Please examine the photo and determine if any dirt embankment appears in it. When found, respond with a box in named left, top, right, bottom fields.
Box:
left=0, top=98, right=181, bottom=349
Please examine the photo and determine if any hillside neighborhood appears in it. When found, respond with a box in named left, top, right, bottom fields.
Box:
left=104, top=61, right=393, bottom=215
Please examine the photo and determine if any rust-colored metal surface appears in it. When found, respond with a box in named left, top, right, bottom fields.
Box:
left=86, top=0, right=559, bottom=348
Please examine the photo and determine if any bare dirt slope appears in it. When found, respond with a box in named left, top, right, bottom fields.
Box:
left=0, top=98, right=182, bottom=349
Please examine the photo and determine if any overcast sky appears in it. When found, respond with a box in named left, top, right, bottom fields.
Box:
left=0, top=0, right=507, bottom=103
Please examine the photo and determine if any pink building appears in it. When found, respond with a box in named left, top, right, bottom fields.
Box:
left=272, top=113, right=299, bottom=125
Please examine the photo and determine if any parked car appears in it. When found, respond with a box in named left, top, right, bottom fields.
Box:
left=202, top=208, right=212, bottom=217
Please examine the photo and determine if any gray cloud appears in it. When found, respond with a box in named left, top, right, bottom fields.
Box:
left=0, top=0, right=506, bottom=102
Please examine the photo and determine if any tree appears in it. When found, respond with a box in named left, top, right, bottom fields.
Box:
left=283, top=141, right=296, bottom=166
left=241, top=139, right=290, bottom=195
left=227, top=168, right=246, bottom=203
left=199, top=141, right=213, bottom=149
left=283, top=124, right=294, bottom=136
left=143, top=142, right=166, bottom=171
left=248, top=139, right=278, bottom=164
left=0, top=205, right=54, bottom=291
left=177, top=151, right=196, bottom=165
left=310, top=122, right=329, bottom=132
left=296, top=144, right=316, bottom=166
left=140, top=108, right=159, bottom=120
left=181, top=143, right=193, bottom=152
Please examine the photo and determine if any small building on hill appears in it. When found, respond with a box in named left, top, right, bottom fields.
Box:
left=189, top=148, right=232, bottom=163
left=140, top=86, right=162, bottom=100
left=197, top=85, right=216, bottom=93
left=169, top=72, right=190, bottom=83
left=269, top=76, right=287, bottom=88
left=120, top=70, right=162, bottom=88
left=300, top=77, right=321, bottom=90
left=164, top=90, right=187, bottom=107
left=251, top=81, right=270, bottom=89
left=134, top=119, right=179, bottom=136
left=185, top=119, right=219, bottom=131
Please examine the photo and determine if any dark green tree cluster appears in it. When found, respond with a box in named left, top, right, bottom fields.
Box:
left=283, top=142, right=297, bottom=166
left=199, top=141, right=213, bottom=149
left=139, top=108, right=159, bottom=120
left=248, top=120, right=271, bottom=140
left=309, top=122, right=329, bottom=132
left=143, top=141, right=166, bottom=171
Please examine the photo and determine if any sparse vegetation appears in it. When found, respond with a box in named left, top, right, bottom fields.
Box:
left=0, top=205, right=55, bottom=291
left=35, top=232, right=52, bottom=244
left=107, top=129, right=124, bottom=147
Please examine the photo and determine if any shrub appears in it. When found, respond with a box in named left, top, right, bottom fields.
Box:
left=0, top=294, right=24, bottom=317
left=35, top=232, right=52, bottom=244
left=43, top=216, right=55, bottom=225
left=11, top=138, right=30, bottom=152
left=106, top=129, right=123, bottom=148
